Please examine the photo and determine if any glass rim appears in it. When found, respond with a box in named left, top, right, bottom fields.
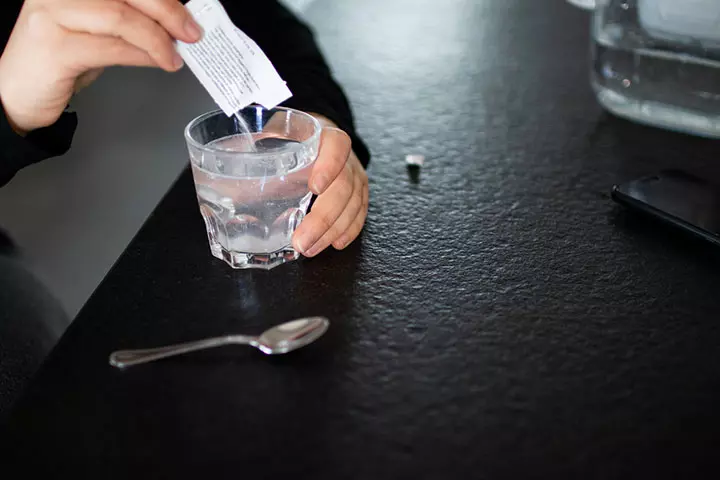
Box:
left=183, top=106, right=322, bottom=156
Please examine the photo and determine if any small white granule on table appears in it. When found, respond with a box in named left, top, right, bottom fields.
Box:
left=405, top=154, right=425, bottom=167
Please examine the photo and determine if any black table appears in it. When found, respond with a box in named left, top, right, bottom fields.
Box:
left=5, top=0, right=720, bottom=477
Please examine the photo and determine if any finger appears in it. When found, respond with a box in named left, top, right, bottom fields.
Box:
left=309, top=127, right=352, bottom=195
left=51, top=0, right=182, bottom=71
left=292, top=162, right=356, bottom=255
left=63, top=32, right=157, bottom=70
left=332, top=179, right=369, bottom=251
left=302, top=169, right=365, bottom=257
left=123, top=0, right=202, bottom=43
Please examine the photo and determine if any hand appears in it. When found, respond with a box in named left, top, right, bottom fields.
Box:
left=0, top=0, right=202, bottom=134
left=292, top=117, right=369, bottom=258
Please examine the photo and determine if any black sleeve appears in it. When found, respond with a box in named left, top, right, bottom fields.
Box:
left=0, top=106, right=77, bottom=187
left=220, top=0, right=371, bottom=168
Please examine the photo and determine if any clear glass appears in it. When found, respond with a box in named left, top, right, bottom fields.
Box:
left=185, top=106, right=321, bottom=270
left=589, top=0, right=720, bottom=138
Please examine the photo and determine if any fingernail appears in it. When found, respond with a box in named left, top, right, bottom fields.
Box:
left=312, top=174, right=329, bottom=194
left=305, top=244, right=321, bottom=258
left=293, top=236, right=308, bottom=255
left=185, top=18, right=203, bottom=41
left=173, top=52, right=185, bottom=70
left=334, top=236, right=348, bottom=250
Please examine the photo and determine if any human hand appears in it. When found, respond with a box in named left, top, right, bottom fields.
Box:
left=0, top=0, right=202, bottom=134
left=292, top=117, right=369, bottom=258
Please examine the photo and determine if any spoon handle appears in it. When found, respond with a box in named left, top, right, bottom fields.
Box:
left=109, top=335, right=256, bottom=368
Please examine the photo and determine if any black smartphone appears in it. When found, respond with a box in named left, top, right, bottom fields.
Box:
left=611, top=169, right=720, bottom=248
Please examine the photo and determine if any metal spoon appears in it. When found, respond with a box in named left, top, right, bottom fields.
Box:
left=109, top=317, right=329, bottom=369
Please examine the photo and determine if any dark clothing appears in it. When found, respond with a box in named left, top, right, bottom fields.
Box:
left=0, top=0, right=369, bottom=187
left=0, top=250, right=67, bottom=419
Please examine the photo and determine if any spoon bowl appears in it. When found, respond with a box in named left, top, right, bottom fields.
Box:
left=255, top=317, right=330, bottom=354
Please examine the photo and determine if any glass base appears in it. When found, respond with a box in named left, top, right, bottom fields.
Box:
left=593, top=82, right=720, bottom=139
left=210, top=244, right=300, bottom=270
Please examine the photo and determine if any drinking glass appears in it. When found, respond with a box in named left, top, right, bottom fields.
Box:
left=569, top=0, right=720, bottom=138
left=184, top=106, right=321, bottom=269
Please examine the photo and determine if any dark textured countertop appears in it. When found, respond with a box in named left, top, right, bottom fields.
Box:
left=4, top=0, right=720, bottom=478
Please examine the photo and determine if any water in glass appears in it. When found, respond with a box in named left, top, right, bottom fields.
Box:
left=591, top=0, right=720, bottom=137
left=191, top=132, right=315, bottom=269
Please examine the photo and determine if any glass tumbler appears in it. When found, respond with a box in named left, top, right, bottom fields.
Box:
left=570, top=0, right=720, bottom=138
left=185, top=106, right=321, bottom=269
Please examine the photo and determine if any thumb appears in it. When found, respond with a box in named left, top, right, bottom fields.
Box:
left=310, top=127, right=352, bottom=195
